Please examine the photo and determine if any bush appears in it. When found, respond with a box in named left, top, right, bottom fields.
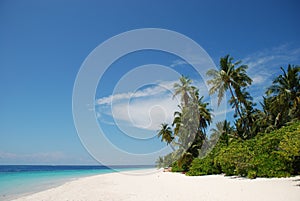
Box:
left=187, top=156, right=220, bottom=176
left=187, top=121, right=300, bottom=178
left=171, top=161, right=185, bottom=172
left=215, top=139, right=255, bottom=176
left=277, top=125, right=300, bottom=174
left=247, top=170, right=257, bottom=179
left=187, top=144, right=222, bottom=176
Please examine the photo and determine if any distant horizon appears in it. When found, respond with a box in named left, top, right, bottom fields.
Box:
left=0, top=164, right=156, bottom=166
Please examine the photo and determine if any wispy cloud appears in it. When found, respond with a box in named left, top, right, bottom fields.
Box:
left=96, top=80, right=181, bottom=131
left=96, top=79, right=212, bottom=131
left=241, top=44, right=300, bottom=99
left=212, top=108, right=234, bottom=116
left=97, top=81, right=176, bottom=105
left=170, top=60, right=189, bottom=68
left=244, top=44, right=300, bottom=86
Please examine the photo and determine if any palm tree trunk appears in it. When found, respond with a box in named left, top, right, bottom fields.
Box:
left=183, top=93, right=189, bottom=106
left=228, top=84, right=251, bottom=138
left=228, top=84, right=243, bottom=120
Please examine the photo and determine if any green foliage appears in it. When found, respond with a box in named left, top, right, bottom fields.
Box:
left=187, top=143, right=222, bottom=176
left=171, top=161, right=185, bottom=172
left=207, top=55, right=254, bottom=139
left=186, top=155, right=220, bottom=176
left=277, top=123, right=300, bottom=174
left=157, top=63, right=299, bottom=178
left=216, top=139, right=255, bottom=176
left=175, top=152, right=194, bottom=172
left=265, top=65, right=300, bottom=128
left=157, top=75, right=213, bottom=172
left=157, top=123, right=174, bottom=145
left=247, top=170, right=257, bottom=179
left=187, top=121, right=300, bottom=178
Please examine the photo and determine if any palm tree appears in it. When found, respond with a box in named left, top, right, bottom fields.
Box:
left=206, top=55, right=252, bottom=120
left=172, top=87, right=212, bottom=147
left=251, top=97, right=276, bottom=133
left=195, top=94, right=212, bottom=136
left=266, top=64, right=300, bottom=126
left=207, top=55, right=253, bottom=138
left=157, top=123, right=175, bottom=150
left=173, top=75, right=193, bottom=106
left=172, top=109, right=182, bottom=136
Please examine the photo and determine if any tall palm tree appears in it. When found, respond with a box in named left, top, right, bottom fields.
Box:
left=157, top=123, right=175, bottom=150
left=191, top=87, right=212, bottom=136
left=172, top=86, right=212, bottom=145
left=173, top=75, right=193, bottom=106
left=206, top=55, right=252, bottom=121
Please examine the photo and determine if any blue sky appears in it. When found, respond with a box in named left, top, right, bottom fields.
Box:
left=0, top=0, right=299, bottom=165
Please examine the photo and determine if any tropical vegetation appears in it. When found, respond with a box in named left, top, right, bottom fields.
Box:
left=156, top=55, right=300, bottom=178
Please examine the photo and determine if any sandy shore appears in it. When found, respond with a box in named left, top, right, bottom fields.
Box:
left=12, top=169, right=300, bottom=201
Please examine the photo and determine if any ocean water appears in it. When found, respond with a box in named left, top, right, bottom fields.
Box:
left=0, top=165, right=152, bottom=201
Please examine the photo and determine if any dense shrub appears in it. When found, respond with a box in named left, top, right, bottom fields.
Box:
left=215, top=140, right=255, bottom=176
left=171, top=161, right=185, bottom=172
left=171, top=152, right=195, bottom=172
left=187, top=144, right=222, bottom=176
left=186, top=156, right=220, bottom=176
left=277, top=124, right=300, bottom=174
left=187, top=121, right=300, bottom=178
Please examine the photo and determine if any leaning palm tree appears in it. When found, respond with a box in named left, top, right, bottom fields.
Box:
left=206, top=55, right=252, bottom=120
left=173, top=75, right=193, bottom=106
left=157, top=123, right=175, bottom=150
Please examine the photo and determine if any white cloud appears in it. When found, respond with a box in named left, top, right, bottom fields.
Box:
left=96, top=78, right=219, bottom=133
left=111, top=95, right=180, bottom=131
left=96, top=79, right=211, bottom=132
left=251, top=75, right=265, bottom=85
left=97, top=81, right=176, bottom=105
left=170, top=60, right=189, bottom=68
left=97, top=86, right=181, bottom=132
left=244, top=44, right=300, bottom=86
left=170, top=56, right=213, bottom=69
left=241, top=44, right=300, bottom=98
left=212, top=108, right=234, bottom=116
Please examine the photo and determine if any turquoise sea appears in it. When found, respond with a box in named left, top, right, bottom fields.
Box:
left=0, top=165, right=153, bottom=201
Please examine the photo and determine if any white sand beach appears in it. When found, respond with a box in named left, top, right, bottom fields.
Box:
left=13, top=169, right=300, bottom=201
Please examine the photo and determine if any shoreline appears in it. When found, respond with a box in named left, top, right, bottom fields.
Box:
left=12, top=169, right=300, bottom=201
left=2, top=174, right=86, bottom=201
left=0, top=166, right=155, bottom=201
